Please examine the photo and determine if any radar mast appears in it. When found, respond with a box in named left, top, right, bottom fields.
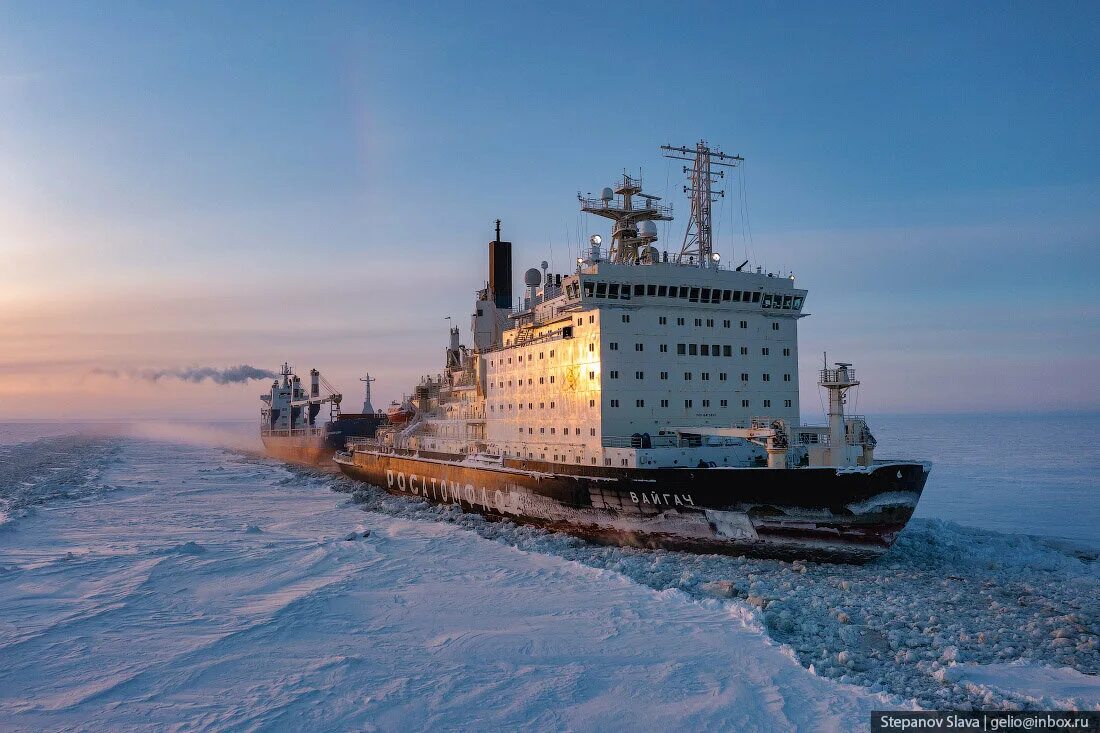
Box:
left=661, top=140, right=743, bottom=267
left=578, top=173, right=672, bottom=264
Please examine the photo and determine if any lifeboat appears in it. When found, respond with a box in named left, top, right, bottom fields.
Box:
left=386, top=400, right=415, bottom=425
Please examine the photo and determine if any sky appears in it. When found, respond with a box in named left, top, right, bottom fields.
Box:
left=1, top=1, right=1097, bottom=420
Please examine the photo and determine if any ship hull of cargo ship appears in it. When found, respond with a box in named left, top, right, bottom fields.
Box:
left=335, top=450, right=929, bottom=563
left=262, top=414, right=386, bottom=468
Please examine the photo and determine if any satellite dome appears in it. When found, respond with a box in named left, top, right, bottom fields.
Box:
left=639, top=220, right=658, bottom=238
left=523, top=268, right=542, bottom=286
left=643, top=245, right=660, bottom=263
left=600, top=187, right=614, bottom=202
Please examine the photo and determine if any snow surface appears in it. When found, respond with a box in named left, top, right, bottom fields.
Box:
left=1, top=436, right=900, bottom=732
left=1, top=430, right=1097, bottom=731
left=342, top=479, right=1100, bottom=712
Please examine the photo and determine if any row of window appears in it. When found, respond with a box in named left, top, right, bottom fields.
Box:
left=579, top=280, right=804, bottom=310
left=492, top=397, right=794, bottom=412
left=492, top=367, right=792, bottom=390
left=517, top=426, right=596, bottom=436
left=609, top=370, right=792, bottom=382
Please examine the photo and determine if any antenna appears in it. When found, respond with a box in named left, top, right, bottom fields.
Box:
left=661, top=140, right=743, bottom=267
left=359, top=374, right=376, bottom=414
left=494, top=218, right=501, bottom=242
left=578, top=172, right=672, bottom=264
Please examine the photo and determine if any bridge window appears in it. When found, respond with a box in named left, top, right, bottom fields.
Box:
left=658, top=285, right=668, bottom=296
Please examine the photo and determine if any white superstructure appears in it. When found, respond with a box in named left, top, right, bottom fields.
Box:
left=375, top=142, right=876, bottom=471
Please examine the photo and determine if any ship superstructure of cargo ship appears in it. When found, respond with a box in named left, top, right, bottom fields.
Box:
left=260, top=364, right=385, bottom=466
left=336, top=141, right=930, bottom=562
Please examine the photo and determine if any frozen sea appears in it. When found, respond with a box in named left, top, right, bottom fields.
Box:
left=0, top=415, right=1097, bottom=731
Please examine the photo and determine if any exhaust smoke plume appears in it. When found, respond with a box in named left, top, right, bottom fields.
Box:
left=92, top=365, right=278, bottom=385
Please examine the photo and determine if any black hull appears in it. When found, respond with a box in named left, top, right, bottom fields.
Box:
left=335, top=450, right=929, bottom=563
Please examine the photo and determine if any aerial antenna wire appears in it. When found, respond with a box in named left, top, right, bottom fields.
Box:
left=738, top=163, right=759, bottom=268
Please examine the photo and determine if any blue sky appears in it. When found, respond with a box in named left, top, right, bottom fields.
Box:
left=1, top=1, right=1097, bottom=418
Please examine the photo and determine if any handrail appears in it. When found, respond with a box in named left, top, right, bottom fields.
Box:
left=260, top=427, right=325, bottom=437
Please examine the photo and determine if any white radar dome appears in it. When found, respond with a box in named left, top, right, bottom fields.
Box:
left=643, top=245, right=659, bottom=263
left=523, top=268, right=542, bottom=286
left=639, top=220, right=658, bottom=238
left=600, top=187, right=614, bottom=201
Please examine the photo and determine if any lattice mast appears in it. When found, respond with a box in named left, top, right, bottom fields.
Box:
left=661, top=140, right=743, bottom=267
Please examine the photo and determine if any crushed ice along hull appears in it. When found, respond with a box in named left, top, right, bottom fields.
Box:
left=335, top=450, right=929, bottom=563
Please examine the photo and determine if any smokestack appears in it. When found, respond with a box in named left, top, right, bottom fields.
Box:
left=489, top=219, right=512, bottom=310
left=310, top=369, right=320, bottom=398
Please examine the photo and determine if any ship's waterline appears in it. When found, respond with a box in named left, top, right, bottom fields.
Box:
left=336, top=448, right=929, bottom=562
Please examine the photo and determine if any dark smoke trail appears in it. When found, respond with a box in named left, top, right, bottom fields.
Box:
left=91, top=365, right=278, bottom=385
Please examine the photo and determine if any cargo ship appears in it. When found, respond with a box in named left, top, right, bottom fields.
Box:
left=335, top=142, right=930, bottom=561
left=260, top=365, right=385, bottom=466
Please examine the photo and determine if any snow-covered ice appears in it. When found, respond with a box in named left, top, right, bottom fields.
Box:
left=0, top=435, right=899, bottom=731
left=1, top=427, right=1097, bottom=731
left=342, top=478, right=1100, bottom=712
